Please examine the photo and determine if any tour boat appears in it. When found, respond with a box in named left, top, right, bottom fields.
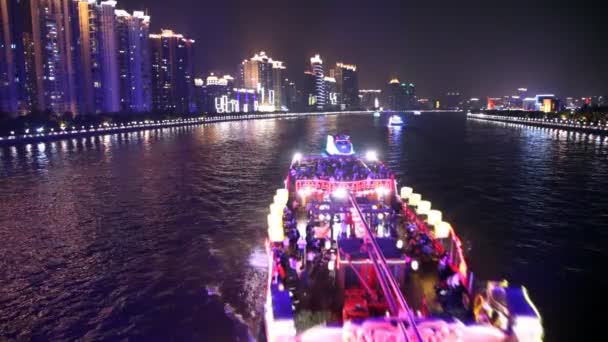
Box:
left=388, top=115, right=405, bottom=126
left=373, top=111, right=381, bottom=118
left=264, top=136, right=543, bottom=342
left=325, top=134, right=355, bottom=156
left=413, top=111, right=422, bottom=116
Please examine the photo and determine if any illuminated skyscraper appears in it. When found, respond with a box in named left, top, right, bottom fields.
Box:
left=9, top=0, right=82, bottom=115
left=97, top=0, right=119, bottom=112
left=150, top=29, right=195, bottom=113
left=310, top=54, right=325, bottom=110
left=284, top=79, right=297, bottom=110
left=332, top=62, right=359, bottom=109
left=271, top=61, right=285, bottom=110
left=324, top=76, right=337, bottom=109
left=78, top=0, right=120, bottom=114
left=385, top=78, right=414, bottom=110
left=0, top=0, right=21, bottom=116
left=302, top=71, right=316, bottom=109
left=239, top=51, right=285, bottom=111
left=115, top=10, right=151, bottom=112
left=359, top=89, right=381, bottom=110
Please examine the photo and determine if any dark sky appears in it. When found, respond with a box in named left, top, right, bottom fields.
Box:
left=121, top=0, right=606, bottom=98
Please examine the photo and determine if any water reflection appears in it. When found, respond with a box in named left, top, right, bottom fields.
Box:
left=0, top=114, right=605, bottom=341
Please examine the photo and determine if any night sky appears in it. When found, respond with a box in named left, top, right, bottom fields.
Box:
left=121, top=0, right=606, bottom=98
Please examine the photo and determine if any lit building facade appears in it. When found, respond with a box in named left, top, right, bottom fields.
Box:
left=310, top=54, right=325, bottom=110
left=78, top=0, right=121, bottom=114
left=271, top=61, right=285, bottom=110
left=302, top=71, right=317, bottom=109
left=0, top=0, right=22, bottom=116
left=385, top=78, right=414, bottom=110
left=535, top=94, right=558, bottom=113
left=324, top=76, right=338, bottom=109
left=197, top=73, right=256, bottom=114
left=115, top=10, right=151, bottom=112
left=12, top=0, right=82, bottom=115
left=462, top=98, right=482, bottom=111
left=0, top=0, right=41, bottom=116
left=331, top=62, right=359, bottom=110
left=239, top=51, right=285, bottom=111
left=150, top=29, right=195, bottom=113
left=284, top=79, right=298, bottom=110
left=359, top=89, right=381, bottom=110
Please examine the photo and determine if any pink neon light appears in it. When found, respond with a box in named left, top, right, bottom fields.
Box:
left=295, top=179, right=394, bottom=192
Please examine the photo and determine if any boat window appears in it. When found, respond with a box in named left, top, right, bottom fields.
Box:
left=336, top=141, right=351, bottom=152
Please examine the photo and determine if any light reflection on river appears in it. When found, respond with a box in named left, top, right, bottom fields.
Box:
left=0, top=113, right=605, bottom=341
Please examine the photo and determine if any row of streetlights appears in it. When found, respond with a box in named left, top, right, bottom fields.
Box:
left=0, top=111, right=356, bottom=142
left=469, top=113, right=608, bottom=131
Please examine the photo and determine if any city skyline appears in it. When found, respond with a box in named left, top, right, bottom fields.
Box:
left=117, top=0, right=606, bottom=97
left=1, top=0, right=606, bottom=119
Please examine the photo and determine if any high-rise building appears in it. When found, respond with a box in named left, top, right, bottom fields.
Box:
left=324, top=76, right=337, bottom=109
left=97, top=0, right=119, bottom=113
left=77, top=0, right=121, bottom=114
left=271, top=61, right=285, bottom=111
left=310, top=54, right=325, bottom=110
left=10, top=0, right=81, bottom=115
left=385, top=79, right=414, bottom=110
left=239, top=51, right=285, bottom=111
left=115, top=10, right=151, bottom=113
left=442, top=92, right=461, bottom=110
left=150, top=29, right=195, bottom=113
left=0, top=0, right=21, bottom=116
left=332, top=62, right=359, bottom=110
left=284, top=79, right=297, bottom=110
left=199, top=73, right=255, bottom=114
left=302, top=71, right=316, bottom=109
left=359, top=89, right=381, bottom=110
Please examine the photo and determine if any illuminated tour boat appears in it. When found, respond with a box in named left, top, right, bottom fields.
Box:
left=388, top=115, right=405, bottom=126
left=264, top=135, right=543, bottom=342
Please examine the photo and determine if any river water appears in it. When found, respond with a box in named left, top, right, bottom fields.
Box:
left=0, top=113, right=605, bottom=341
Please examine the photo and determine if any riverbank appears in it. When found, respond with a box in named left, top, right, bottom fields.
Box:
left=0, top=111, right=369, bottom=146
left=467, top=113, right=608, bottom=135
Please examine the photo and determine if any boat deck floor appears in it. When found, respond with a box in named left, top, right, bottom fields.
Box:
left=403, top=260, right=443, bottom=315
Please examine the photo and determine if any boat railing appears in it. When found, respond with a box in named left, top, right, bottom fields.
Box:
left=400, top=199, right=469, bottom=286
left=295, top=178, right=395, bottom=193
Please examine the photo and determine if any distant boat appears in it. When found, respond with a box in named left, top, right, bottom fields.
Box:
left=373, top=111, right=381, bottom=117
left=388, top=114, right=404, bottom=126
left=413, top=111, right=422, bottom=116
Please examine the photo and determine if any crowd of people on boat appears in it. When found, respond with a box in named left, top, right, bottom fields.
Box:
left=270, top=203, right=340, bottom=309
left=290, top=157, right=391, bottom=182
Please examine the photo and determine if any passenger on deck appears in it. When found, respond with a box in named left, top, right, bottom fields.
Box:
left=345, top=212, right=354, bottom=237
left=297, top=236, right=306, bottom=259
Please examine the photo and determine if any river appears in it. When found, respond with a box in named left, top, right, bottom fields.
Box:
left=1, top=113, right=605, bottom=341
